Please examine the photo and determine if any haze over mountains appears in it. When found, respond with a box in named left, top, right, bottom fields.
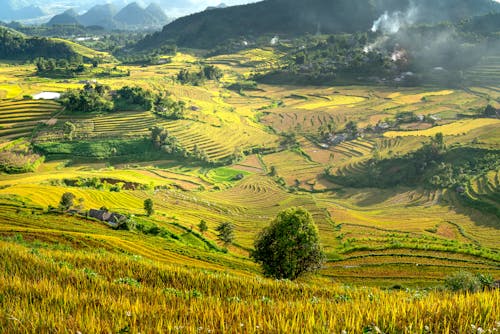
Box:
left=46, top=2, right=169, bottom=29
left=139, top=0, right=500, bottom=48
left=0, top=0, right=249, bottom=22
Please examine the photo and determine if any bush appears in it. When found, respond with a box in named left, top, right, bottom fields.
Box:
left=444, top=271, right=482, bottom=292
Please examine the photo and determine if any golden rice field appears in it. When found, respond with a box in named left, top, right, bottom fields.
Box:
left=0, top=239, right=498, bottom=333
left=0, top=46, right=499, bottom=333
left=384, top=118, right=500, bottom=138
left=296, top=95, right=367, bottom=110
left=388, top=90, right=455, bottom=104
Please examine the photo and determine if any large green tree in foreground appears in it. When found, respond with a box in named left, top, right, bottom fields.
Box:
left=252, top=207, right=325, bottom=280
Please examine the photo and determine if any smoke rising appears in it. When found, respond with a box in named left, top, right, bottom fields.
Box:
left=371, top=3, right=419, bottom=34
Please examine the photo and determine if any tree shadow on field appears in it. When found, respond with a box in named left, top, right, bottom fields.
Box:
left=333, top=187, right=405, bottom=208
left=444, top=192, right=500, bottom=230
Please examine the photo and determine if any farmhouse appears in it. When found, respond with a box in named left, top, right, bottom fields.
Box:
left=89, top=209, right=128, bottom=227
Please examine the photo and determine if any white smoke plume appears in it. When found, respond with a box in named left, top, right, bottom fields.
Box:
left=371, top=2, right=419, bottom=35
left=364, top=2, right=419, bottom=54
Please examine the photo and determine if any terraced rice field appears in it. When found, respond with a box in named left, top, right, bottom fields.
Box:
left=384, top=118, right=500, bottom=138
left=261, top=150, right=325, bottom=189
left=0, top=99, right=61, bottom=140
left=464, top=55, right=500, bottom=86
left=296, top=95, right=366, bottom=110
left=388, top=90, right=454, bottom=104
left=0, top=84, right=22, bottom=99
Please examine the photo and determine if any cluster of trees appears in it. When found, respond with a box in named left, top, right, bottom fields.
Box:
left=258, top=33, right=394, bottom=85
left=61, top=84, right=182, bottom=116
left=35, top=56, right=86, bottom=77
left=150, top=126, right=186, bottom=156
left=60, top=83, right=114, bottom=113
left=0, top=26, right=77, bottom=60
left=152, top=93, right=186, bottom=120
left=114, top=86, right=154, bottom=110
left=118, top=45, right=177, bottom=65
left=177, top=65, right=223, bottom=85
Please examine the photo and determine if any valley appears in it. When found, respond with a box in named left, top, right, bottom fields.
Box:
left=0, top=1, right=499, bottom=332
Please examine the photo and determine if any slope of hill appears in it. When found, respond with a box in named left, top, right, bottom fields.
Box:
left=145, top=2, right=170, bottom=24
left=78, top=4, right=117, bottom=30
left=47, top=9, right=80, bottom=26
left=0, top=26, right=78, bottom=60
left=114, top=2, right=169, bottom=27
left=139, top=0, right=500, bottom=49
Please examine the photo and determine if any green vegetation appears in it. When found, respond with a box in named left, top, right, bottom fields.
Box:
left=177, top=65, right=223, bottom=85
left=60, top=83, right=114, bottom=113
left=59, top=191, right=75, bottom=210
left=143, top=198, right=154, bottom=216
left=0, top=26, right=77, bottom=60
left=216, top=221, right=234, bottom=245
left=252, top=207, right=325, bottom=280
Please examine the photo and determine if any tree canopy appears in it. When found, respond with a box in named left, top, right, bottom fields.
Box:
left=252, top=207, right=325, bottom=280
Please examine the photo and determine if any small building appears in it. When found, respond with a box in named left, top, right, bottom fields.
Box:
left=328, top=133, right=347, bottom=145
left=89, top=209, right=128, bottom=228
left=376, top=122, right=390, bottom=131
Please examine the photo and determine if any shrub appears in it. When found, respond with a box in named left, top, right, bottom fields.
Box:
left=444, top=271, right=482, bottom=292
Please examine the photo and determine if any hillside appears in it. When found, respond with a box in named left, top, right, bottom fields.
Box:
left=0, top=7, right=499, bottom=332
left=139, top=0, right=500, bottom=49
left=47, top=9, right=80, bottom=26
left=0, top=26, right=78, bottom=60
left=78, top=4, right=117, bottom=30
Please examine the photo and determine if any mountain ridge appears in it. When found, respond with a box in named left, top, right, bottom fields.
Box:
left=139, top=0, right=500, bottom=49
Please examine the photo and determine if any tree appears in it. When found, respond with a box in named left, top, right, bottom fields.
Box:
left=59, top=192, right=75, bottom=210
left=198, top=219, right=208, bottom=234
left=252, top=207, right=325, bottom=280
left=216, top=222, right=234, bottom=244
left=144, top=198, right=154, bottom=216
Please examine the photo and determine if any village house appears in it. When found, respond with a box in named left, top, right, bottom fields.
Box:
left=88, top=209, right=128, bottom=228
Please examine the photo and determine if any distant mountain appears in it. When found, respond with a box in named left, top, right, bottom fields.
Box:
left=145, top=3, right=170, bottom=24
left=47, top=2, right=170, bottom=30
left=47, top=9, right=80, bottom=26
left=115, top=2, right=169, bottom=26
left=78, top=4, right=117, bottom=29
left=0, top=0, right=44, bottom=21
left=139, top=0, right=500, bottom=49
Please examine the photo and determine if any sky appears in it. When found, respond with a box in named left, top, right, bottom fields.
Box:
left=168, top=0, right=254, bottom=17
